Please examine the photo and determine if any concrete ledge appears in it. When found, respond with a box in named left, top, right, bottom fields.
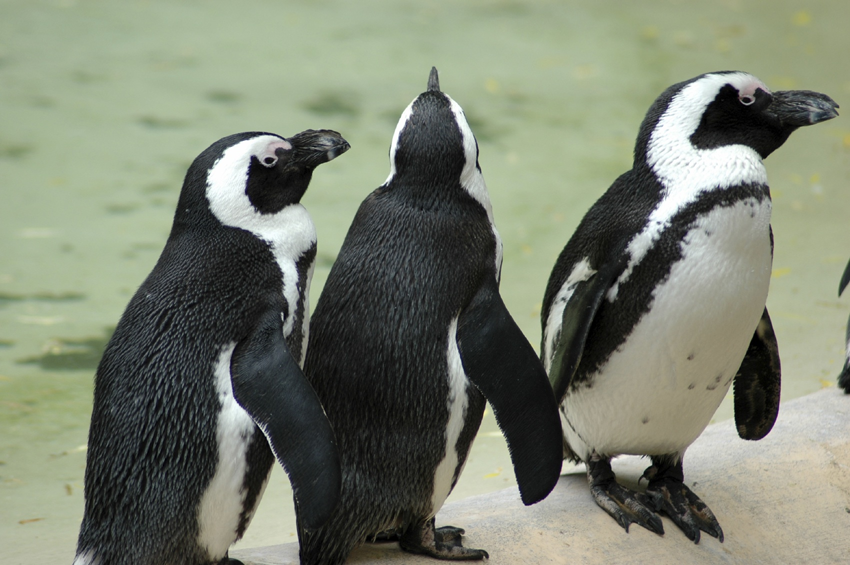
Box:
left=233, top=388, right=850, bottom=564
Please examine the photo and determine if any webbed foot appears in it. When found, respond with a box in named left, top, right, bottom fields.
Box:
left=434, top=525, right=466, bottom=543
left=587, top=456, right=664, bottom=536
left=643, top=458, right=724, bottom=544
left=399, top=517, right=488, bottom=560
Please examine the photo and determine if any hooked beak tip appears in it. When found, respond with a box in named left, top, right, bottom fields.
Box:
left=289, top=129, right=350, bottom=166
left=325, top=139, right=351, bottom=162
left=771, top=90, right=839, bottom=127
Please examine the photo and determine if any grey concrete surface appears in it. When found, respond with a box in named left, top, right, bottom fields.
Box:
left=232, top=388, right=850, bottom=564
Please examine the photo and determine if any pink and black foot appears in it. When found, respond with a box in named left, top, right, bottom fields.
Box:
left=643, top=456, right=724, bottom=544
left=586, top=456, right=664, bottom=536
left=399, top=517, right=489, bottom=561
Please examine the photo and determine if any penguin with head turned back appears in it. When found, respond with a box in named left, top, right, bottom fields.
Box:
left=540, top=72, right=837, bottom=543
left=837, top=260, right=850, bottom=392
left=298, top=68, right=563, bottom=564
left=73, top=129, right=349, bottom=565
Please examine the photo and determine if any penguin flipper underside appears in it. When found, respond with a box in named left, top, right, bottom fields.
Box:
left=549, top=252, right=627, bottom=402
left=456, top=277, right=563, bottom=506
left=230, top=309, right=341, bottom=530
left=732, top=307, right=781, bottom=440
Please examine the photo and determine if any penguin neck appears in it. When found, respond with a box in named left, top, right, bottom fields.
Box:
left=607, top=147, right=772, bottom=305
left=171, top=178, right=224, bottom=235
left=647, top=139, right=767, bottom=197
left=643, top=91, right=769, bottom=200
left=382, top=175, right=482, bottom=216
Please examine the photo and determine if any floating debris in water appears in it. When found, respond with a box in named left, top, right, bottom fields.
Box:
left=50, top=445, right=88, bottom=459
left=0, top=291, right=85, bottom=306
left=17, top=316, right=65, bottom=326
left=0, top=143, right=34, bottom=159
left=16, top=329, right=113, bottom=371
left=303, top=90, right=360, bottom=118
left=18, top=518, right=44, bottom=525
left=16, top=228, right=57, bottom=239
left=206, top=90, right=242, bottom=104
left=483, top=467, right=503, bottom=479
left=136, top=115, right=189, bottom=129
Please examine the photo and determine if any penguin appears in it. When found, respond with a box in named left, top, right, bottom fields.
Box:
left=73, top=129, right=349, bottom=565
left=297, top=68, right=563, bottom=565
left=540, top=72, right=838, bottom=543
left=837, top=259, right=850, bottom=392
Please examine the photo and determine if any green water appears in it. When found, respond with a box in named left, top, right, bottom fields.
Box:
left=2, top=1, right=848, bottom=562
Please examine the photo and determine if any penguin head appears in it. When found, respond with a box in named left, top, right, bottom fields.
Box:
left=637, top=71, right=838, bottom=167
left=384, top=67, right=490, bottom=213
left=174, top=130, right=349, bottom=232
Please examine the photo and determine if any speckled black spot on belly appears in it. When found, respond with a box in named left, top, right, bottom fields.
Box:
left=706, top=374, right=723, bottom=391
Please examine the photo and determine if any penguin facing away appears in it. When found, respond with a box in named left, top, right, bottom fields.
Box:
left=73, top=130, right=349, bottom=565
left=540, top=72, right=838, bottom=543
left=837, top=259, right=850, bottom=392
left=298, top=68, right=563, bottom=564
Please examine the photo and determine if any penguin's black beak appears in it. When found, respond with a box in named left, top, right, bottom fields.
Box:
left=288, top=129, right=351, bottom=169
left=767, top=90, right=839, bottom=127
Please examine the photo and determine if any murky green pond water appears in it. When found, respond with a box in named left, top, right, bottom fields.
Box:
left=2, top=0, right=848, bottom=562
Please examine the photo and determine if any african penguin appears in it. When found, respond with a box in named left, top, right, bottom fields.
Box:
left=540, top=72, right=838, bottom=543
left=837, top=259, right=850, bottom=392
left=298, top=67, right=563, bottom=564
left=73, top=130, right=349, bottom=565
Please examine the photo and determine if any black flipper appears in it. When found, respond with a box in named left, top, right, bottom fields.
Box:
left=548, top=253, right=627, bottom=402
left=838, top=258, right=850, bottom=393
left=230, top=309, right=341, bottom=530
left=839, top=257, right=850, bottom=297
left=733, top=307, right=781, bottom=440
left=456, top=277, right=562, bottom=505
left=839, top=321, right=850, bottom=393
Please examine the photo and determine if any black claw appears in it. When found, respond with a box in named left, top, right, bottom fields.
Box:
left=435, top=525, right=466, bottom=543
left=399, top=517, right=489, bottom=561
left=587, top=457, right=665, bottom=536
left=645, top=459, right=724, bottom=544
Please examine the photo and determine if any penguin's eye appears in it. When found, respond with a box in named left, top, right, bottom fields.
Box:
left=257, top=140, right=293, bottom=168
left=739, top=94, right=755, bottom=106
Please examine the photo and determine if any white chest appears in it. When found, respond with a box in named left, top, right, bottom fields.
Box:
left=562, top=196, right=773, bottom=461
left=262, top=206, right=316, bottom=366
left=429, top=317, right=472, bottom=516
left=196, top=343, right=263, bottom=558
